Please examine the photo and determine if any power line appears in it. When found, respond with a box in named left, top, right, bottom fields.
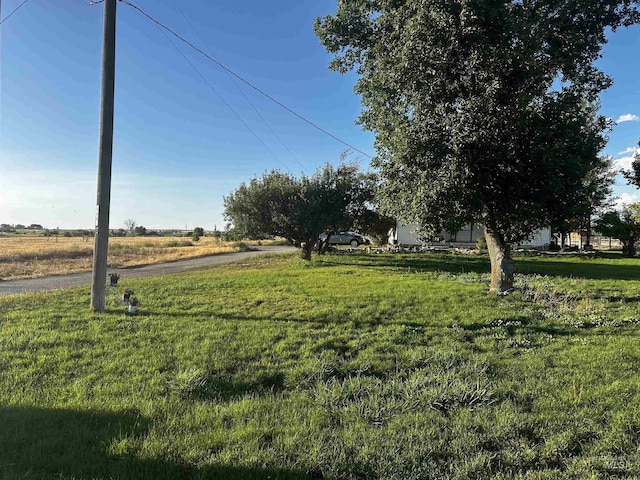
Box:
left=0, top=0, right=30, bottom=26
left=138, top=0, right=293, bottom=173
left=168, top=0, right=311, bottom=175
left=118, top=0, right=373, bottom=160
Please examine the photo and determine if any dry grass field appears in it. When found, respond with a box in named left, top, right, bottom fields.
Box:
left=0, top=235, right=260, bottom=280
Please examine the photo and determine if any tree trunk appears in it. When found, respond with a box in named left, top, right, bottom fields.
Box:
left=300, top=241, right=313, bottom=261
left=484, top=226, right=516, bottom=293
left=626, top=236, right=637, bottom=257
left=316, top=232, right=332, bottom=255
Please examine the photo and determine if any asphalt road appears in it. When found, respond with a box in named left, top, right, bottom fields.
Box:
left=0, top=245, right=297, bottom=297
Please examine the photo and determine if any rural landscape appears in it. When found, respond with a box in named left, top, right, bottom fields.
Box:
left=1, top=240, right=640, bottom=479
left=0, top=230, right=262, bottom=281
left=3, top=0, right=640, bottom=479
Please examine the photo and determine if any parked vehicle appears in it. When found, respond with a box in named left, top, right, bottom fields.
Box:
left=322, top=232, right=370, bottom=247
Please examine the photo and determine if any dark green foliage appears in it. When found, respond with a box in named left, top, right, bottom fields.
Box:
left=133, top=226, right=147, bottom=236
left=111, top=228, right=128, bottom=237
left=222, top=226, right=244, bottom=242
left=191, top=227, right=205, bottom=242
left=595, top=203, right=640, bottom=256
left=354, top=210, right=396, bottom=246
left=548, top=154, right=614, bottom=248
left=224, top=163, right=381, bottom=260
left=315, top=0, right=638, bottom=288
left=231, top=241, right=252, bottom=252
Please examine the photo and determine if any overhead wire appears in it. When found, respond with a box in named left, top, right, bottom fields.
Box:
left=0, top=0, right=30, bottom=26
left=132, top=0, right=293, bottom=173
left=118, top=0, right=373, bottom=160
left=168, top=0, right=311, bottom=175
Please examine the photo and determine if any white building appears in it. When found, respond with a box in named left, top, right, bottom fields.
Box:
left=389, top=222, right=553, bottom=249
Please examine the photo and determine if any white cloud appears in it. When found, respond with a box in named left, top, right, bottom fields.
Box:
left=613, top=146, right=639, bottom=171
left=615, top=113, right=640, bottom=123
left=614, top=155, right=636, bottom=171
left=617, top=146, right=637, bottom=156
left=614, top=193, right=640, bottom=209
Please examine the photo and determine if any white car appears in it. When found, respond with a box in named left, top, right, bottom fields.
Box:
left=321, top=232, right=369, bottom=247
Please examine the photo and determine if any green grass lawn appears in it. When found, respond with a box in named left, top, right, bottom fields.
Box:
left=1, top=252, right=639, bottom=479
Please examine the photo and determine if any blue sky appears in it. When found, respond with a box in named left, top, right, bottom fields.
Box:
left=0, top=1, right=639, bottom=230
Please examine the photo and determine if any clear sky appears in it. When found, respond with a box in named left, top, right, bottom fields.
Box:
left=1, top=1, right=639, bottom=231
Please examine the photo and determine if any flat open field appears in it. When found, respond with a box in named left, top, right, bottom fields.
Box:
left=1, top=252, right=639, bottom=479
left=0, top=235, right=262, bottom=280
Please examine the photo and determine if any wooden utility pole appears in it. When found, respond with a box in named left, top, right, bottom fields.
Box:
left=91, top=0, right=117, bottom=312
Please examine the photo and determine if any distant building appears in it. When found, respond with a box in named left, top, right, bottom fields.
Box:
left=389, top=222, right=552, bottom=249
left=569, top=232, right=622, bottom=249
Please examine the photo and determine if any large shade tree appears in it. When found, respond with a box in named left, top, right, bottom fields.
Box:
left=315, top=0, right=639, bottom=291
left=224, top=163, right=381, bottom=260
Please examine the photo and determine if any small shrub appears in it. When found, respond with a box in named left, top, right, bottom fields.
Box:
left=192, top=234, right=200, bottom=242
left=165, top=240, right=193, bottom=248
left=232, top=241, right=252, bottom=252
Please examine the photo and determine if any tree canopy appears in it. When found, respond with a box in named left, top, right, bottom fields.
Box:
left=548, top=154, right=614, bottom=248
left=595, top=203, right=640, bottom=256
left=315, top=0, right=638, bottom=290
left=223, top=163, right=381, bottom=259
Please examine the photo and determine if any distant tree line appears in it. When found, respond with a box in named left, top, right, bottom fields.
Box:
left=1, top=224, right=45, bottom=232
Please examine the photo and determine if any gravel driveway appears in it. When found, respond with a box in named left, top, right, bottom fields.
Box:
left=0, top=245, right=297, bottom=297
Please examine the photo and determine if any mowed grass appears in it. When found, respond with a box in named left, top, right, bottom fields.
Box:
left=1, top=252, right=639, bottom=479
left=0, top=235, right=259, bottom=280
